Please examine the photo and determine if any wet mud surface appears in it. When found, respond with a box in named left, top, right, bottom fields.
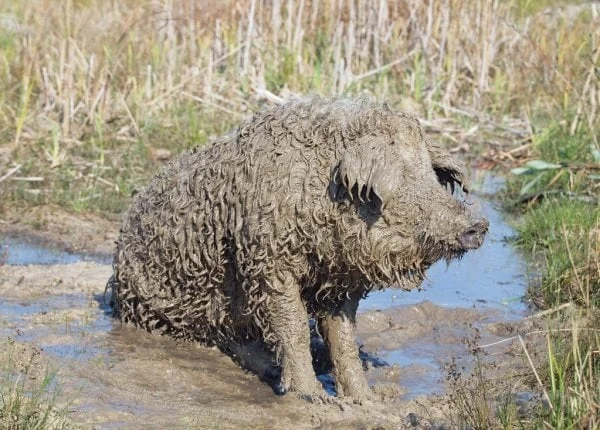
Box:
left=0, top=173, right=532, bottom=428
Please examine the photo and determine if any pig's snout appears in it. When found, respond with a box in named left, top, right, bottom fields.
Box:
left=458, top=219, right=489, bottom=250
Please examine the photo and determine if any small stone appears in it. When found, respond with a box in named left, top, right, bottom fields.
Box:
left=406, top=412, right=419, bottom=427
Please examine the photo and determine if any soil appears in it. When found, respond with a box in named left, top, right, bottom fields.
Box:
left=0, top=190, right=539, bottom=428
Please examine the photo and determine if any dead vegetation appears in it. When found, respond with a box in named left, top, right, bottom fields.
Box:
left=0, top=1, right=599, bottom=216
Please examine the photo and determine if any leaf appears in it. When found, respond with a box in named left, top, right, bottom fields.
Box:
left=525, top=160, right=561, bottom=170
left=520, top=172, right=544, bottom=196
left=511, top=160, right=561, bottom=176
left=589, top=174, right=600, bottom=181
left=511, top=167, right=530, bottom=175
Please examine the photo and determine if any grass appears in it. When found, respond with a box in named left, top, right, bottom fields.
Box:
left=507, top=122, right=599, bottom=428
left=506, top=123, right=599, bottom=202
left=542, top=314, right=600, bottom=429
left=517, top=201, right=599, bottom=307
left=0, top=338, right=69, bottom=429
left=507, top=122, right=600, bottom=308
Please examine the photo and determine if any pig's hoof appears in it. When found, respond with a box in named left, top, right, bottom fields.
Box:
left=372, top=382, right=402, bottom=402
left=272, top=381, right=286, bottom=395
left=342, top=394, right=375, bottom=406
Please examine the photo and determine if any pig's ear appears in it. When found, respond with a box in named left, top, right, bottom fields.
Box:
left=329, top=146, right=399, bottom=204
left=427, top=140, right=469, bottom=194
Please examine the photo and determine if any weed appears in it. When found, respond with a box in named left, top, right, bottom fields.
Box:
left=446, top=329, right=522, bottom=429
left=0, top=338, right=69, bottom=429
left=502, top=117, right=599, bottom=428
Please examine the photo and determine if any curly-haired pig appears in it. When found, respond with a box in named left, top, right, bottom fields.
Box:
left=108, top=96, right=488, bottom=403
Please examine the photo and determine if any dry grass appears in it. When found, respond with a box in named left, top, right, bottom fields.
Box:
left=0, top=0, right=596, bottom=212
left=1, top=0, right=598, bottom=143
left=0, top=0, right=597, bottom=213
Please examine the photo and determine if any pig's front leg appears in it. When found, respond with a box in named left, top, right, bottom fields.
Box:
left=269, top=271, right=327, bottom=401
left=319, top=289, right=374, bottom=404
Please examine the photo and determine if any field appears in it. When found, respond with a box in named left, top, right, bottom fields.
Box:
left=0, top=0, right=598, bottom=428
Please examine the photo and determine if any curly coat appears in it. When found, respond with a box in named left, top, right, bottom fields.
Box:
left=109, top=96, right=487, bottom=400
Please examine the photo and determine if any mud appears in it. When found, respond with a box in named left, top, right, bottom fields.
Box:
left=0, top=173, right=532, bottom=428
left=0, top=270, right=449, bottom=428
left=0, top=204, right=118, bottom=255
left=0, top=265, right=523, bottom=428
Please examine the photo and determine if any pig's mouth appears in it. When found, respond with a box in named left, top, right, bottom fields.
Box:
left=456, top=220, right=489, bottom=250
left=370, top=259, right=431, bottom=291
left=382, top=226, right=486, bottom=290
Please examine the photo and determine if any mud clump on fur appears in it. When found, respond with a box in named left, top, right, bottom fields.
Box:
left=108, top=96, right=488, bottom=402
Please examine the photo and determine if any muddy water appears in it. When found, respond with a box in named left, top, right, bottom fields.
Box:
left=0, top=171, right=529, bottom=427
left=0, top=232, right=112, bottom=265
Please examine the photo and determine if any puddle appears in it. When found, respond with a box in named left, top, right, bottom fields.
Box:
left=0, top=294, right=111, bottom=362
left=0, top=171, right=530, bottom=426
left=384, top=348, right=441, bottom=397
left=0, top=232, right=112, bottom=265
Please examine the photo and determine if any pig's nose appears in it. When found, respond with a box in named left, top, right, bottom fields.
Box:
left=458, top=219, right=489, bottom=249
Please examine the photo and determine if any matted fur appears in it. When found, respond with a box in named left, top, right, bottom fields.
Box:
left=108, top=96, right=486, bottom=397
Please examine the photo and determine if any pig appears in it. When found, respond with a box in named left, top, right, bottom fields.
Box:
left=108, top=96, right=488, bottom=403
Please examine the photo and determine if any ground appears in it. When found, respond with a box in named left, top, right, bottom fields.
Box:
left=0, top=202, right=544, bottom=429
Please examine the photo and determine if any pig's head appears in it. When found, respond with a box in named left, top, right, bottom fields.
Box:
left=328, top=107, right=488, bottom=289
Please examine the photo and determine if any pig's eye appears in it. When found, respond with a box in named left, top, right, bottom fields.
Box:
left=433, top=166, right=468, bottom=196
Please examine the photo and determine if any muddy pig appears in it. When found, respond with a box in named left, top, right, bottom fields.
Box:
left=108, top=96, right=488, bottom=403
